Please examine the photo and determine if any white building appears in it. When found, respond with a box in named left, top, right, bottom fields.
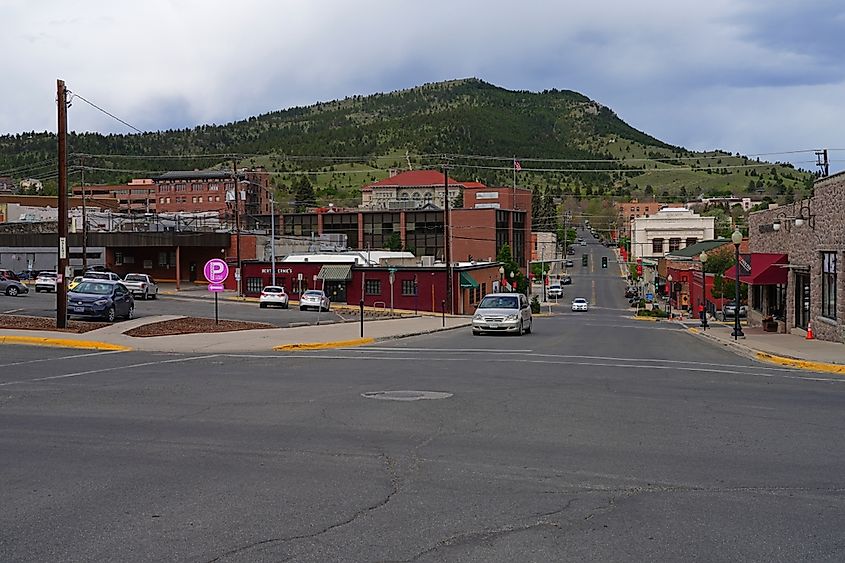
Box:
left=360, top=170, right=462, bottom=210
left=631, top=208, right=716, bottom=261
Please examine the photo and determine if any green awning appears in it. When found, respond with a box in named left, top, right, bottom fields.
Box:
left=459, top=271, right=480, bottom=288
left=317, top=264, right=353, bottom=281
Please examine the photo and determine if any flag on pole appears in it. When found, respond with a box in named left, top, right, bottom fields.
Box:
left=513, top=159, right=522, bottom=171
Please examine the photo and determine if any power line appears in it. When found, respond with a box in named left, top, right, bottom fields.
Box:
left=67, top=91, right=144, bottom=134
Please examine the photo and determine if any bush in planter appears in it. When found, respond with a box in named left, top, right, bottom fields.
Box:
left=530, top=295, right=541, bottom=313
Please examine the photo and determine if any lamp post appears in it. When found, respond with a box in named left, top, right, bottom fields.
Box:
left=699, top=251, right=708, bottom=328
left=667, top=273, right=673, bottom=319
left=731, top=229, right=745, bottom=339
left=499, top=266, right=505, bottom=292
left=509, top=271, right=515, bottom=293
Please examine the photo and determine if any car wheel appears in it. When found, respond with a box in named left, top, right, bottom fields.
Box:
left=525, top=320, right=532, bottom=334
left=283, top=303, right=289, bottom=309
left=142, top=291, right=148, bottom=300
left=152, top=291, right=158, bottom=299
left=106, top=307, right=116, bottom=323
left=126, top=306, right=134, bottom=320
left=260, top=303, right=267, bottom=308
left=7, top=286, right=19, bottom=296
left=517, top=320, right=524, bottom=335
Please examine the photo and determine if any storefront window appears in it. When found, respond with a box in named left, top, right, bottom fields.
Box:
left=365, top=279, right=381, bottom=295
left=821, top=252, right=837, bottom=319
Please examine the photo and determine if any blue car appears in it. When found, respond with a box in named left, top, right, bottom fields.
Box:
left=67, top=280, right=134, bottom=322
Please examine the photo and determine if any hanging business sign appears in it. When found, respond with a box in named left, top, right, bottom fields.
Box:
left=738, top=254, right=752, bottom=277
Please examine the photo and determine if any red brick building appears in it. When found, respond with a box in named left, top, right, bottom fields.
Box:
left=72, top=179, right=156, bottom=213
left=153, top=169, right=270, bottom=218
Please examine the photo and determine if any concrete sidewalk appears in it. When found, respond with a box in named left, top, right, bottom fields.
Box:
left=0, top=315, right=471, bottom=353
left=681, top=318, right=844, bottom=372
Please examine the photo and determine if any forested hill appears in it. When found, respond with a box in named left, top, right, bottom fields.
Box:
left=0, top=78, right=812, bottom=204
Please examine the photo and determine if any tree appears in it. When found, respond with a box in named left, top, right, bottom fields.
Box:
left=496, top=244, right=528, bottom=294
left=293, top=176, right=316, bottom=212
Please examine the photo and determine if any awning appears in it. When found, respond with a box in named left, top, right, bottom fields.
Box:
left=723, top=253, right=788, bottom=285
left=459, top=271, right=480, bottom=288
left=317, top=264, right=353, bottom=281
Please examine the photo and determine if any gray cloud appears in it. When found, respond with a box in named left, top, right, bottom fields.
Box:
left=1, top=0, right=841, bottom=170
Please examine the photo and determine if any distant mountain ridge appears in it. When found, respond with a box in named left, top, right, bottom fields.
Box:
left=0, top=78, right=812, bottom=204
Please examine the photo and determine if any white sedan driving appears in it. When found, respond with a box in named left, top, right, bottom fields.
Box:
left=571, top=297, right=589, bottom=312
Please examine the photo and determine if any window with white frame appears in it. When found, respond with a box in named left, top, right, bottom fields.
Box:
left=821, top=252, right=837, bottom=319
left=652, top=238, right=664, bottom=253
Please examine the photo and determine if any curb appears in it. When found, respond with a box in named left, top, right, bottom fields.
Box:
left=755, top=352, right=845, bottom=375
left=274, top=338, right=374, bottom=351
left=0, top=335, right=132, bottom=351
left=686, top=327, right=844, bottom=374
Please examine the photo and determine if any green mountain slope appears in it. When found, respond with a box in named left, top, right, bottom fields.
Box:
left=0, top=78, right=813, bottom=207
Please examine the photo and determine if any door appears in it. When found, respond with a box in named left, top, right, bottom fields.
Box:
left=115, top=285, right=130, bottom=316
left=794, top=272, right=810, bottom=329
left=324, top=281, right=347, bottom=304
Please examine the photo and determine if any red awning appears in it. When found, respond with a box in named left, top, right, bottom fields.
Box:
left=723, top=253, right=788, bottom=285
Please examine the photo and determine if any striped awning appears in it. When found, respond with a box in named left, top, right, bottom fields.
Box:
left=317, top=264, right=353, bottom=281
left=459, top=271, right=480, bottom=288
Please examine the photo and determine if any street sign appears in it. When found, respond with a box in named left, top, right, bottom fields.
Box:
left=203, top=258, right=229, bottom=293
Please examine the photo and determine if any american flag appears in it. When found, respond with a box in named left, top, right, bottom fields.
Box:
left=513, top=159, right=522, bottom=171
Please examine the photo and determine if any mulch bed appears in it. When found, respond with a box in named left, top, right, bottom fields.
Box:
left=0, top=314, right=111, bottom=334
left=124, top=317, right=275, bottom=338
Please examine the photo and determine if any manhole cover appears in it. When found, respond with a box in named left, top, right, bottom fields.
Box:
left=361, top=390, right=453, bottom=401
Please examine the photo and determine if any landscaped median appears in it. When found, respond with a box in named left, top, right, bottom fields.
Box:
left=0, top=334, right=131, bottom=351
left=274, top=338, right=375, bottom=351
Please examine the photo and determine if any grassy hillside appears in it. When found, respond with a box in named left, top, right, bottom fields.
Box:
left=0, top=78, right=814, bottom=208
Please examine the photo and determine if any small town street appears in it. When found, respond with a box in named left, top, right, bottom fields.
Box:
left=2, top=240, right=844, bottom=561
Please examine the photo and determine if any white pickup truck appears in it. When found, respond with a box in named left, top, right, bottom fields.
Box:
left=121, top=273, right=159, bottom=300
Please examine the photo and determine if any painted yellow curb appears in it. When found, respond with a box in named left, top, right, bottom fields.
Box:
left=630, top=316, right=665, bottom=322
left=0, top=335, right=132, bottom=351
left=274, top=338, right=375, bottom=351
left=755, top=352, right=845, bottom=375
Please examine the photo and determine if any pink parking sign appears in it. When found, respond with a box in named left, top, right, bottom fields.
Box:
left=204, top=259, right=229, bottom=292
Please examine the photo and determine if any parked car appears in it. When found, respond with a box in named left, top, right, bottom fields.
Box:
left=547, top=284, right=564, bottom=299
left=566, top=248, right=576, bottom=255
left=35, top=271, right=58, bottom=292
left=571, top=297, right=590, bottom=312
left=18, top=270, right=42, bottom=280
left=259, top=286, right=289, bottom=309
left=68, top=276, right=84, bottom=291
left=1, top=269, right=22, bottom=281
left=299, top=289, right=330, bottom=312
left=67, top=280, right=134, bottom=322
left=560, top=274, right=572, bottom=285
left=472, top=292, right=533, bottom=336
left=564, top=259, right=574, bottom=268
left=83, top=271, right=122, bottom=282
left=0, top=276, right=29, bottom=296
left=121, top=273, right=158, bottom=300
left=722, top=301, right=748, bottom=318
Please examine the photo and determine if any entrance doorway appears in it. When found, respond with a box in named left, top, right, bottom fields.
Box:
left=324, top=281, right=347, bottom=304
left=794, top=272, right=810, bottom=329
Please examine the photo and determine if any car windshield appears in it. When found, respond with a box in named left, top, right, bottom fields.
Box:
left=478, top=296, right=519, bottom=309
left=263, top=287, right=285, bottom=293
left=73, top=282, right=113, bottom=295
left=40, top=272, right=57, bottom=278
left=124, top=275, right=146, bottom=282
left=573, top=298, right=587, bottom=304
left=84, top=272, right=110, bottom=280
left=304, top=291, right=323, bottom=297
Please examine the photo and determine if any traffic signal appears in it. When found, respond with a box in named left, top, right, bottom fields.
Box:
left=582, top=254, right=588, bottom=267
left=602, top=256, right=608, bottom=268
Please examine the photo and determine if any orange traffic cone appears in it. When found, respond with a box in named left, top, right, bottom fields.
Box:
left=806, top=321, right=815, bottom=340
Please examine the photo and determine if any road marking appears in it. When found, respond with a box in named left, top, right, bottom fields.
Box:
left=2, top=308, right=24, bottom=314
left=591, top=280, right=597, bottom=305
left=0, top=349, right=125, bottom=368
left=0, top=354, right=220, bottom=386
left=235, top=353, right=845, bottom=382
left=343, top=347, right=535, bottom=353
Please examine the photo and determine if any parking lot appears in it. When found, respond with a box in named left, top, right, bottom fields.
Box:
left=0, top=285, right=346, bottom=327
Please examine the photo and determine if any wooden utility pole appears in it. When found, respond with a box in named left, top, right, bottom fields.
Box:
left=56, top=79, right=69, bottom=328
left=81, top=156, right=88, bottom=271
left=443, top=163, right=453, bottom=315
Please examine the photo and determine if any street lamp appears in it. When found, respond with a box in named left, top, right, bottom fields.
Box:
left=509, top=271, right=515, bottom=293
left=499, top=266, right=505, bottom=291
left=667, top=273, right=673, bottom=319
left=699, top=251, right=708, bottom=328
left=731, top=229, right=744, bottom=339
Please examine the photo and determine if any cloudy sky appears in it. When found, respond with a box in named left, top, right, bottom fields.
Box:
left=2, top=0, right=842, bottom=172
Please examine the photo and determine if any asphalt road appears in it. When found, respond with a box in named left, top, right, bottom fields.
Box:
left=3, top=245, right=845, bottom=561
left=0, top=289, right=344, bottom=327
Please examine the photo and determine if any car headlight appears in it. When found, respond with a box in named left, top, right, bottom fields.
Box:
left=505, top=314, right=518, bottom=321
left=94, top=299, right=108, bottom=306
left=473, top=313, right=483, bottom=320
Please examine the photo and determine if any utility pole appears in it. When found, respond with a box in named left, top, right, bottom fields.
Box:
left=443, top=162, right=453, bottom=315
left=56, top=79, right=69, bottom=328
left=232, top=158, right=242, bottom=297
left=80, top=156, right=88, bottom=271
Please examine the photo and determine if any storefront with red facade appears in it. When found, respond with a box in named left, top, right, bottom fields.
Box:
left=238, top=260, right=502, bottom=315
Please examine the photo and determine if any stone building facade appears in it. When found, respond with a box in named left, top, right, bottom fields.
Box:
left=747, top=173, right=844, bottom=343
